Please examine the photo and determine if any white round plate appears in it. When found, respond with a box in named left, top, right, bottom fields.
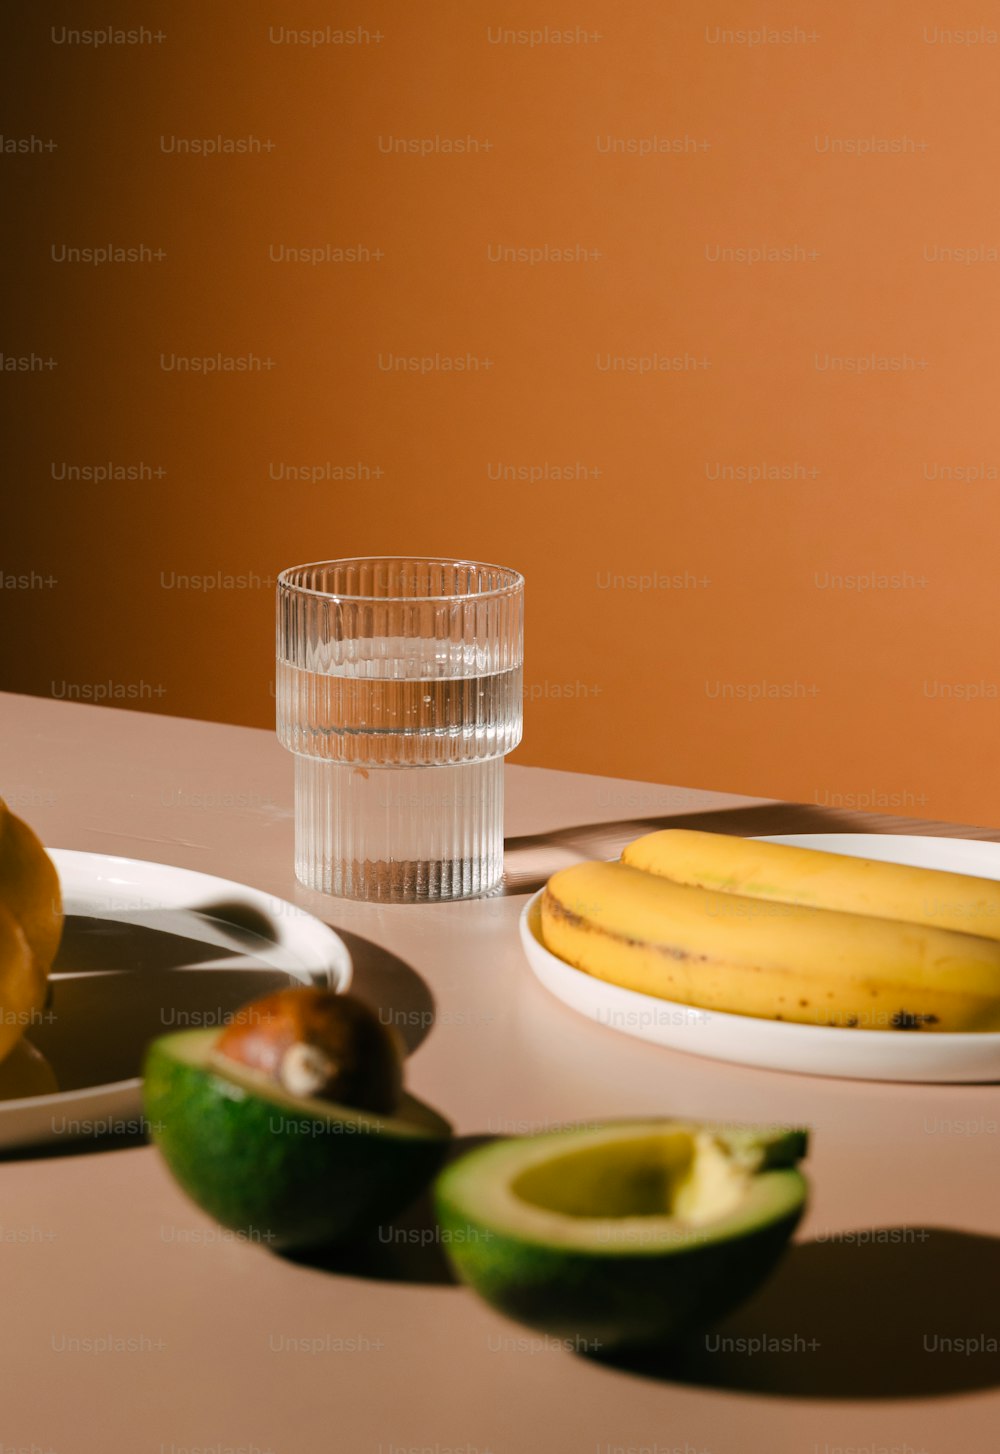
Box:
left=0, top=850, right=352, bottom=1149
left=519, top=833, right=1000, bottom=1083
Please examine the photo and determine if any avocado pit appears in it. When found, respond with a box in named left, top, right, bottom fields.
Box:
left=212, top=987, right=404, bottom=1115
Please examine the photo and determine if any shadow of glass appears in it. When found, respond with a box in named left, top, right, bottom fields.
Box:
left=281, top=1134, right=498, bottom=1286
left=501, top=801, right=869, bottom=895
left=187, top=899, right=283, bottom=947
left=51, top=913, right=245, bottom=977
left=599, top=1227, right=1000, bottom=1399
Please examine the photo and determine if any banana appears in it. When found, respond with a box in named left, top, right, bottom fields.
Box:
left=622, top=829, right=1000, bottom=942
left=540, top=860, right=1000, bottom=1031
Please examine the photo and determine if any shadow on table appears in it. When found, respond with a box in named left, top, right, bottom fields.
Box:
left=2, top=913, right=434, bottom=1159
left=282, top=1134, right=497, bottom=1287
left=176, top=900, right=437, bottom=1054
left=19, top=912, right=293, bottom=1113
left=501, top=801, right=870, bottom=896
left=331, top=927, right=435, bottom=1055
left=599, top=1227, right=1000, bottom=1399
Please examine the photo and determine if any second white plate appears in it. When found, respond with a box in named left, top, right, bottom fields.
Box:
left=0, top=849, right=352, bottom=1149
left=519, top=833, right=1000, bottom=1083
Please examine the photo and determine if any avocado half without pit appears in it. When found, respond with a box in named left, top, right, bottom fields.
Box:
left=434, top=1120, right=808, bottom=1351
left=142, top=989, right=450, bottom=1251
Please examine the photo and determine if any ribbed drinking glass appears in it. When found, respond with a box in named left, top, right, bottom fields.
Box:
left=276, top=558, right=524, bottom=902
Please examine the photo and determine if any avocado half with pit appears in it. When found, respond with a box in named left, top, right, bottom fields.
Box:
left=143, top=1028, right=451, bottom=1251
left=435, top=1119, right=808, bottom=1350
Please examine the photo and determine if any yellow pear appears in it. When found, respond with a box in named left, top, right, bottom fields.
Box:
left=0, top=902, right=46, bottom=1064
left=0, top=799, right=63, bottom=969
left=0, top=1037, right=57, bottom=1099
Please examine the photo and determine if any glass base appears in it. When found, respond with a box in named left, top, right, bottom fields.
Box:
left=293, top=756, right=505, bottom=903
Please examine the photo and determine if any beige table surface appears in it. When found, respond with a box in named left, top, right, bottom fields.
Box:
left=2, top=690, right=1000, bottom=1454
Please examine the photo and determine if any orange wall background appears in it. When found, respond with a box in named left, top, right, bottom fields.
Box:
left=5, top=2, right=1000, bottom=824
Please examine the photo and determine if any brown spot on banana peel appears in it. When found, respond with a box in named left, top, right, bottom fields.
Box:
left=891, top=1010, right=939, bottom=1030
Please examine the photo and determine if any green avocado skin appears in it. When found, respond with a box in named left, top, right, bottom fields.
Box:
left=434, top=1192, right=805, bottom=1351
left=143, top=1041, right=448, bottom=1251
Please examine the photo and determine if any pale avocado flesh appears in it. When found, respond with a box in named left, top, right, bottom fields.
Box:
left=435, top=1121, right=808, bottom=1350
left=143, top=1028, right=450, bottom=1251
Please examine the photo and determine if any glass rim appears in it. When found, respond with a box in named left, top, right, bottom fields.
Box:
left=276, top=556, right=524, bottom=604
